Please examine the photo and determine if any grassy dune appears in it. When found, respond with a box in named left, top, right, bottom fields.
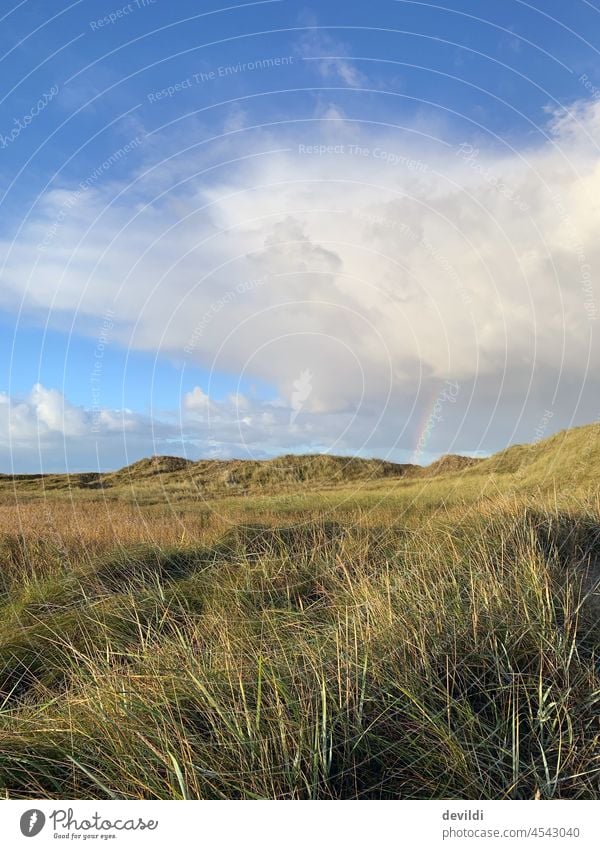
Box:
left=0, top=425, right=598, bottom=799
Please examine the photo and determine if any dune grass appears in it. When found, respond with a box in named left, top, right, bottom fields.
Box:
left=0, top=480, right=598, bottom=800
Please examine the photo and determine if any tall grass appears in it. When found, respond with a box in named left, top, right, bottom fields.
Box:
left=0, top=493, right=598, bottom=799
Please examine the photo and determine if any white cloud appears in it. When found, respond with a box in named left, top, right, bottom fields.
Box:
left=29, top=384, right=87, bottom=437
left=183, top=386, right=212, bottom=413
left=0, top=385, right=168, bottom=472
left=1, top=99, right=600, bottom=464
left=0, top=382, right=389, bottom=472
left=0, top=384, right=87, bottom=441
left=294, top=20, right=367, bottom=88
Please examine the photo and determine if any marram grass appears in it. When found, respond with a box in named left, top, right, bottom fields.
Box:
left=0, top=485, right=598, bottom=799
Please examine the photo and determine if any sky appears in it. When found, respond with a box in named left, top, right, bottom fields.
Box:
left=0, top=0, right=599, bottom=472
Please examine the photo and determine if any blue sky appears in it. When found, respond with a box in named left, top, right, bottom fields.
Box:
left=1, top=0, right=599, bottom=471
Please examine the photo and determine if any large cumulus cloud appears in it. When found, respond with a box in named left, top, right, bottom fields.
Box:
left=1, top=98, right=599, bottom=468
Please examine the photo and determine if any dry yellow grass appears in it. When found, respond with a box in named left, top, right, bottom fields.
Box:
left=0, top=430, right=597, bottom=800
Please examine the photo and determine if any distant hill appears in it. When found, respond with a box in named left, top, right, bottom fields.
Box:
left=470, top=422, right=599, bottom=488
left=108, top=455, right=195, bottom=478
left=0, top=452, right=419, bottom=496
left=420, top=454, right=483, bottom=476
left=101, top=453, right=419, bottom=495
left=0, top=422, right=597, bottom=497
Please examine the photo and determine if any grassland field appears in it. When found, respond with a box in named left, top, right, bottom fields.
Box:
left=0, top=424, right=598, bottom=799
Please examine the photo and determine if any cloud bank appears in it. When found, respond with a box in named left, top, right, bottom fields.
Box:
left=1, top=98, right=599, bottom=469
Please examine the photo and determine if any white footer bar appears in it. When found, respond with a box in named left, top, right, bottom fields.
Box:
left=1, top=799, right=597, bottom=848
